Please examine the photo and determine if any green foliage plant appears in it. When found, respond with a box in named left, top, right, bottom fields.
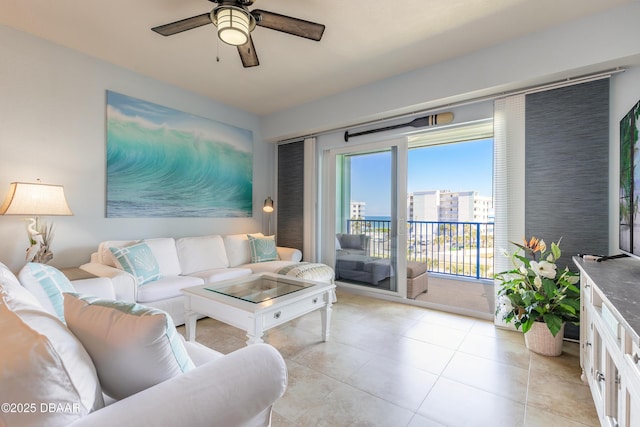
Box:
left=495, top=237, right=580, bottom=337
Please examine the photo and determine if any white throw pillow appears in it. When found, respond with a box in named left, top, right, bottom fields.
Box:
left=110, top=242, right=161, bottom=285
left=0, top=261, right=41, bottom=308
left=64, top=293, right=195, bottom=400
left=0, top=290, right=104, bottom=427
left=176, top=235, right=230, bottom=274
left=223, top=233, right=264, bottom=267
left=18, top=262, right=75, bottom=323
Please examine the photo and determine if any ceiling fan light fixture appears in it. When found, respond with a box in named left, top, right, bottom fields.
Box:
left=214, top=6, right=252, bottom=46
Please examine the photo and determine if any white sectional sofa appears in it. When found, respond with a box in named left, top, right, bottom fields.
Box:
left=80, top=233, right=303, bottom=325
left=0, top=261, right=287, bottom=427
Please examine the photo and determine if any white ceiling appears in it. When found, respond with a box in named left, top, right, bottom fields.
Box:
left=0, top=0, right=633, bottom=116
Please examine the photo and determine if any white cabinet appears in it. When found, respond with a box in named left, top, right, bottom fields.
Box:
left=575, top=257, right=640, bottom=427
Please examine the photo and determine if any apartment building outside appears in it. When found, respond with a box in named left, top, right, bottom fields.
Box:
left=350, top=201, right=366, bottom=219
left=409, top=190, right=493, bottom=222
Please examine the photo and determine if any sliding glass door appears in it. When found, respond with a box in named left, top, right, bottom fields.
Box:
left=330, top=140, right=407, bottom=295
left=324, top=119, right=495, bottom=312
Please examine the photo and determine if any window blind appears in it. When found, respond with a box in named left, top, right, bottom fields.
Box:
left=493, top=95, right=526, bottom=327
left=493, top=95, right=526, bottom=276
left=524, top=78, right=609, bottom=269
left=408, top=119, right=493, bottom=148
left=277, top=140, right=305, bottom=251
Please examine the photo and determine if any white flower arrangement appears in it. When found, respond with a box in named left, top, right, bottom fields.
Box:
left=495, top=237, right=580, bottom=337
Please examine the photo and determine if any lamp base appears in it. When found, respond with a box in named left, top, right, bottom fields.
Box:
left=27, top=245, right=53, bottom=264
left=25, top=217, right=55, bottom=264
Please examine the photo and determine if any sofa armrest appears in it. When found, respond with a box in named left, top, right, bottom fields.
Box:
left=79, top=263, right=137, bottom=302
left=71, top=277, right=116, bottom=300
left=69, top=344, right=287, bottom=427
left=277, top=246, right=302, bottom=262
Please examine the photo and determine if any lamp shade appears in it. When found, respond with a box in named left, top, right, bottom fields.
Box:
left=263, top=196, right=274, bottom=213
left=215, top=6, right=251, bottom=46
left=0, top=182, right=73, bottom=216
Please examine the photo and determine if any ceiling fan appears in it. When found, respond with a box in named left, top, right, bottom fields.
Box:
left=151, top=0, right=325, bottom=68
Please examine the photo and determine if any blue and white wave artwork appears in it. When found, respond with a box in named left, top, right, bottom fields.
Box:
left=106, top=91, right=253, bottom=218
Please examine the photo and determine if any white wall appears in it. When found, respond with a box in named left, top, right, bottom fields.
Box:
left=0, top=25, right=273, bottom=272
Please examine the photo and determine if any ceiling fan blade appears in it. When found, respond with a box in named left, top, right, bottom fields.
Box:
left=251, top=9, right=325, bottom=41
left=151, top=13, right=212, bottom=36
left=237, top=36, right=259, bottom=68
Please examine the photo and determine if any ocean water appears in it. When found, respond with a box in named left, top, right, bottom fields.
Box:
left=106, top=116, right=252, bottom=218
left=364, top=216, right=392, bottom=221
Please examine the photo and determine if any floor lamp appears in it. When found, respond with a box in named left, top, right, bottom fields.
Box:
left=0, top=181, right=73, bottom=264
left=263, top=196, right=274, bottom=236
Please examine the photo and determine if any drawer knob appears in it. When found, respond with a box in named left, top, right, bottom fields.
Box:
left=274, top=311, right=281, bottom=319
left=312, top=297, right=318, bottom=304
left=633, top=353, right=639, bottom=364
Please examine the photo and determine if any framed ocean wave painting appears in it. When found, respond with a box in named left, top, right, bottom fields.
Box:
left=106, top=91, right=253, bottom=217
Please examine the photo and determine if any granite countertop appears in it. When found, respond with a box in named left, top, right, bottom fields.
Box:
left=573, top=256, right=640, bottom=343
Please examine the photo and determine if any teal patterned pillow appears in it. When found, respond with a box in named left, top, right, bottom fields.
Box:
left=110, top=243, right=160, bottom=285
left=18, top=263, right=75, bottom=323
left=247, top=235, right=278, bottom=263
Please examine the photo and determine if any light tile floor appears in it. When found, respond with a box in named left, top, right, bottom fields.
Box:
left=177, top=289, right=599, bottom=427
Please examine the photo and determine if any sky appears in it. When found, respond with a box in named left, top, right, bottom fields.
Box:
left=350, top=138, right=493, bottom=216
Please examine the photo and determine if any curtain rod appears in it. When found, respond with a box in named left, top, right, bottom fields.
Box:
left=277, top=68, right=624, bottom=145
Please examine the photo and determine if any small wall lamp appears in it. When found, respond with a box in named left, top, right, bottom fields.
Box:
left=263, top=196, right=274, bottom=213
left=263, top=196, right=274, bottom=235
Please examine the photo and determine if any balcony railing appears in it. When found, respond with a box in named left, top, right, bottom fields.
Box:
left=346, top=219, right=494, bottom=280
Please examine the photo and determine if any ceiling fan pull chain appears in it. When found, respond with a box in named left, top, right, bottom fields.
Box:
left=216, top=37, right=220, bottom=62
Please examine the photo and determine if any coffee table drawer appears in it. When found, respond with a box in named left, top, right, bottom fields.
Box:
left=263, top=293, right=326, bottom=328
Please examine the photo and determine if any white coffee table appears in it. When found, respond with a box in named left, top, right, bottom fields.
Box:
left=182, top=273, right=335, bottom=345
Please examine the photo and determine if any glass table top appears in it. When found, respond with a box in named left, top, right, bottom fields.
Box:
left=205, top=275, right=313, bottom=304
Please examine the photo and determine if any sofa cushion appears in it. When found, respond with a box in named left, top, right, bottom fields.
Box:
left=0, top=261, right=22, bottom=288
left=406, top=261, right=428, bottom=278
left=187, top=267, right=252, bottom=284
left=223, top=233, right=264, bottom=267
left=136, top=275, right=204, bottom=303
left=110, top=243, right=161, bottom=285
left=0, top=289, right=104, bottom=427
left=248, top=235, right=279, bottom=263
left=97, top=239, right=140, bottom=267
left=176, top=235, right=229, bottom=274
left=18, top=262, right=75, bottom=323
left=143, top=238, right=182, bottom=276
left=0, top=261, right=42, bottom=308
left=64, top=293, right=195, bottom=400
left=241, top=260, right=299, bottom=274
